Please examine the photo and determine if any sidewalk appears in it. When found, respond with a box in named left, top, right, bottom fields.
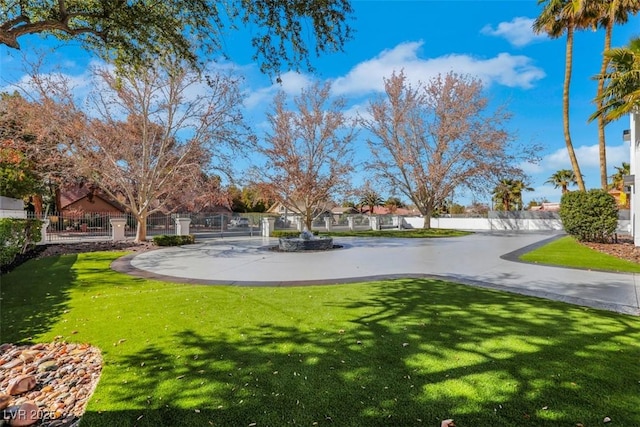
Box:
left=112, top=232, right=640, bottom=316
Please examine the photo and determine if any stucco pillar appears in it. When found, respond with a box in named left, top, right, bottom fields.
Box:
left=262, top=217, right=275, bottom=237
left=347, top=216, right=355, bottom=231
left=175, top=217, right=191, bottom=236
left=110, top=218, right=127, bottom=242
left=324, top=217, right=333, bottom=231
left=370, top=216, right=380, bottom=231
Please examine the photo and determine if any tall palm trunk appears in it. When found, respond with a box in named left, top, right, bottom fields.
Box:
left=596, top=22, right=613, bottom=189
left=563, top=24, right=587, bottom=191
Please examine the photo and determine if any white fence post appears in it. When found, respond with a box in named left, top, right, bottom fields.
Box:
left=175, top=217, right=191, bottom=236
left=262, top=217, right=275, bottom=237
left=347, top=216, right=355, bottom=231
left=324, top=217, right=333, bottom=231
left=370, top=216, right=380, bottom=231
left=110, top=218, right=127, bottom=241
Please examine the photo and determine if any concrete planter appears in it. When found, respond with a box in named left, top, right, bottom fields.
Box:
left=278, top=236, right=334, bottom=252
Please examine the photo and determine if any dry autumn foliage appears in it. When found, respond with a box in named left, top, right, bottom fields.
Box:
left=255, top=82, right=357, bottom=230
left=13, top=56, right=249, bottom=241
left=362, top=71, right=538, bottom=228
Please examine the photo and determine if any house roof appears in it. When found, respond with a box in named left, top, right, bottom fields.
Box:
left=529, top=202, right=560, bottom=212
left=331, top=206, right=358, bottom=214
left=59, top=185, right=125, bottom=212
left=360, top=206, right=417, bottom=215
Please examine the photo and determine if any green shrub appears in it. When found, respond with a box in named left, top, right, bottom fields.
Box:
left=271, top=230, right=319, bottom=238
left=560, top=189, right=618, bottom=242
left=0, top=218, right=42, bottom=267
left=153, top=234, right=196, bottom=246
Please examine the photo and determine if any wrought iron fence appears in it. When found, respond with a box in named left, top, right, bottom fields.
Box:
left=28, top=211, right=269, bottom=242
left=27, top=211, right=399, bottom=243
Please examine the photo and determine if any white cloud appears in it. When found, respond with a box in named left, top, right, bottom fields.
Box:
left=481, top=17, right=548, bottom=47
left=245, top=71, right=314, bottom=109
left=541, top=143, right=629, bottom=171
left=331, top=40, right=545, bottom=97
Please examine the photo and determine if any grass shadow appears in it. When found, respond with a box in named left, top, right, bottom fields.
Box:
left=80, top=279, right=640, bottom=426
left=1, top=254, right=79, bottom=343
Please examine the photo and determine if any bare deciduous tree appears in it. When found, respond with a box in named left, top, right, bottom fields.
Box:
left=17, top=57, right=248, bottom=241
left=362, top=71, right=537, bottom=228
left=80, top=60, right=248, bottom=241
left=255, top=82, right=357, bottom=230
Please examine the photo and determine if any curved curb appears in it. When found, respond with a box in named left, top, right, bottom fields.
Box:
left=501, top=233, right=639, bottom=276
left=111, top=250, right=640, bottom=316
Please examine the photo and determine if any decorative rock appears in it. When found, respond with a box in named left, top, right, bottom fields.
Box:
left=6, top=376, right=36, bottom=396
left=7, top=401, right=39, bottom=426
left=0, top=393, right=11, bottom=410
left=18, top=352, right=39, bottom=364
left=37, top=361, right=58, bottom=373
left=0, top=359, right=23, bottom=370
left=0, top=342, right=102, bottom=427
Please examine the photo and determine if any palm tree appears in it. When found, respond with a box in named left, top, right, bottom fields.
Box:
left=511, top=180, right=534, bottom=211
left=590, top=0, right=640, bottom=189
left=492, top=179, right=514, bottom=211
left=359, top=190, right=384, bottom=215
left=592, top=37, right=640, bottom=122
left=545, top=169, right=578, bottom=194
left=610, top=161, right=630, bottom=190
left=384, top=196, right=404, bottom=214
left=492, top=179, right=532, bottom=211
left=534, top=0, right=590, bottom=192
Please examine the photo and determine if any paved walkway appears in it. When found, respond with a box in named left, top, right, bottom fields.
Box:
left=112, top=232, right=640, bottom=316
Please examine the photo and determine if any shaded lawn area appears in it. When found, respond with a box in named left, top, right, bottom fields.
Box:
left=2, top=252, right=640, bottom=426
left=519, top=236, right=640, bottom=273
left=323, top=228, right=471, bottom=238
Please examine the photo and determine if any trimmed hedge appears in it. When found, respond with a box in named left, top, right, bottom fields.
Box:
left=271, top=230, right=319, bottom=238
left=560, top=189, right=618, bottom=242
left=0, top=218, right=42, bottom=267
left=153, top=234, right=196, bottom=246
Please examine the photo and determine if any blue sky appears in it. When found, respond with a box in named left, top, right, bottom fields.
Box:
left=2, top=1, right=640, bottom=207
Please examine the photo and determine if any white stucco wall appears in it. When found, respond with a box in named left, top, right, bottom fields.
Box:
left=0, top=196, right=26, bottom=218
left=402, top=216, right=628, bottom=233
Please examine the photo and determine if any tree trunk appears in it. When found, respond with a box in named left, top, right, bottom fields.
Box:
left=135, top=211, right=148, bottom=242
left=33, top=194, right=43, bottom=216
left=421, top=206, right=432, bottom=229
left=304, top=207, right=313, bottom=231
left=596, top=23, right=613, bottom=190
left=563, top=24, right=586, bottom=192
left=54, top=188, right=62, bottom=212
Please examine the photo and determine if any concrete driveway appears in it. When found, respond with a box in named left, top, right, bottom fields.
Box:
left=112, top=232, right=640, bottom=316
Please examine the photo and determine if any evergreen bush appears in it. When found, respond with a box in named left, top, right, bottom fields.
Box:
left=560, top=190, right=618, bottom=242
left=152, top=234, right=196, bottom=246
left=0, top=218, right=42, bottom=267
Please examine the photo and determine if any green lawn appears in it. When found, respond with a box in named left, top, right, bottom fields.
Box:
left=519, top=236, right=640, bottom=273
left=2, top=252, right=640, bottom=426
left=324, top=228, right=471, bottom=238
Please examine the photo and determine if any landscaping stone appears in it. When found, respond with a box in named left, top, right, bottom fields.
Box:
left=6, top=376, right=36, bottom=396
left=0, top=341, right=102, bottom=427
left=0, top=393, right=10, bottom=410
left=7, top=401, right=38, bottom=426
